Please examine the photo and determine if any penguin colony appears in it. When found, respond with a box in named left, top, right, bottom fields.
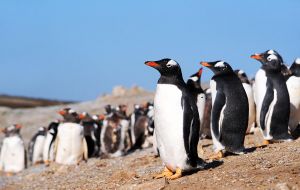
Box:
left=0, top=50, right=299, bottom=180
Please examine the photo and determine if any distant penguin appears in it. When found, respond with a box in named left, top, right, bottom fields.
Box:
left=145, top=58, right=205, bottom=180
left=28, top=127, right=47, bottom=165
left=91, top=114, right=104, bottom=157
left=100, top=106, right=130, bottom=158
left=286, top=58, right=300, bottom=138
left=54, top=108, right=88, bottom=165
left=0, top=124, right=26, bottom=175
left=43, top=120, right=59, bottom=165
left=251, top=50, right=292, bottom=144
left=200, top=88, right=212, bottom=139
left=187, top=68, right=206, bottom=135
left=201, top=61, right=248, bottom=159
left=79, top=112, right=98, bottom=157
left=235, top=69, right=256, bottom=133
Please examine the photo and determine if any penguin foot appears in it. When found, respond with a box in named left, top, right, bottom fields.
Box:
left=6, top=172, right=14, bottom=177
left=44, top=160, right=51, bottom=166
left=154, top=167, right=173, bottom=179
left=209, top=151, right=224, bottom=160
left=166, top=168, right=182, bottom=180
left=263, top=140, right=270, bottom=145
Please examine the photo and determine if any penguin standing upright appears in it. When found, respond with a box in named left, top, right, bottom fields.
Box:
left=145, top=58, right=205, bottom=180
left=79, top=112, right=98, bottom=157
left=200, top=88, right=212, bottom=139
left=234, top=70, right=256, bottom=133
left=251, top=50, right=292, bottom=144
left=286, top=58, right=300, bottom=137
left=28, top=127, right=47, bottom=165
left=201, top=61, right=248, bottom=159
left=54, top=108, right=88, bottom=165
left=0, top=124, right=26, bottom=175
left=43, top=120, right=59, bottom=165
left=253, top=50, right=288, bottom=129
left=187, top=68, right=206, bottom=135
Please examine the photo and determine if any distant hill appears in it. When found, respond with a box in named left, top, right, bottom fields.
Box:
left=0, top=95, right=75, bottom=108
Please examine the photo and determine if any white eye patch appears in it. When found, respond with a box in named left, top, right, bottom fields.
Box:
left=166, top=60, right=177, bottom=68
left=238, top=70, right=245, bottom=75
left=295, top=58, right=300, bottom=64
left=268, top=50, right=275, bottom=55
left=92, top=115, right=98, bottom=120
left=215, top=61, right=225, bottom=67
left=267, top=54, right=278, bottom=61
left=69, top=109, right=75, bottom=114
left=190, top=76, right=199, bottom=82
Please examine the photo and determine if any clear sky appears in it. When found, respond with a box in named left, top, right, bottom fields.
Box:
left=0, top=0, right=299, bottom=101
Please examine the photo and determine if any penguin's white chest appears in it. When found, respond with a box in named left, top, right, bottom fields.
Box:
left=0, top=136, right=25, bottom=173
left=242, top=83, right=256, bottom=132
left=286, top=76, right=300, bottom=130
left=154, top=84, right=189, bottom=171
left=43, top=131, right=56, bottom=162
left=55, top=123, right=85, bottom=165
left=32, top=135, right=46, bottom=163
left=254, top=69, right=267, bottom=127
left=197, top=93, right=206, bottom=126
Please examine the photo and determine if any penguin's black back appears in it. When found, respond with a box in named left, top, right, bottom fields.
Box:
left=213, top=73, right=248, bottom=152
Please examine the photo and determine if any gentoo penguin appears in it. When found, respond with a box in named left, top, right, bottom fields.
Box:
left=234, top=70, right=256, bottom=133
left=145, top=58, right=205, bottom=180
left=286, top=58, right=300, bottom=138
left=43, top=120, right=59, bottom=165
left=28, top=127, right=47, bottom=165
left=79, top=112, right=98, bottom=157
left=54, top=108, right=88, bottom=165
left=126, top=103, right=155, bottom=154
left=100, top=105, right=130, bottom=157
left=200, top=88, right=212, bottom=139
left=0, top=124, right=26, bottom=175
left=91, top=114, right=104, bottom=157
left=187, top=68, right=206, bottom=136
left=201, top=60, right=248, bottom=159
left=251, top=50, right=292, bottom=144
left=252, top=50, right=286, bottom=130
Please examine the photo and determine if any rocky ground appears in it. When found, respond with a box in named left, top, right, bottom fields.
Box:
left=0, top=86, right=299, bottom=190
left=1, top=133, right=299, bottom=190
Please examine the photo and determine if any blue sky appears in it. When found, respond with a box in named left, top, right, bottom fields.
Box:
left=0, top=0, right=299, bottom=101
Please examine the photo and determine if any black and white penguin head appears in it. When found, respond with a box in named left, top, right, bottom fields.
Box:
left=188, top=68, right=203, bottom=83
left=79, top=112, right=93, bottom=122
left=234, top=69, right=250, bottom=84
left=2, top=124, right=22, bottom=136
left=145, top=58, right=182, bottom=77
left=289, top=58, right=300, bottom=77
left=251, top=50, right=284, bottom=71
left=200, top=61, right=233, bottom=75
left=58, top=108, right=80, bottom=123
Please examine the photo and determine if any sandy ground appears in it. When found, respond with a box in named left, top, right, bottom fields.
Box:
left=1, top=133, right=299, bottom=190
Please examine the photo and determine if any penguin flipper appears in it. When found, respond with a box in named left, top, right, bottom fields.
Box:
left=260, top=81, right=274, bottom=131
left=211, top=91, right=226, bottom=141
left=182, top=94, right=201, bottom=165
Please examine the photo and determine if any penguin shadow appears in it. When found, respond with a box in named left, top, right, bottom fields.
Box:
left=184, top=160, right=223, bottom=176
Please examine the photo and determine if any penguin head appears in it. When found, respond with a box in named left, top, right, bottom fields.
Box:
left=251, top=50, right=284, bottom=72
left=188, top=68, right=203, bottom=83
left=2, top=124, right=22, bottom=136
left=234, top=69, right=250, bottom=84
left=58, top=108, right=80, bottom=123
left=79, top=112, right=93, bottom=122
left=145, top=58, right=182, bottom=77
left=289, top=58, right=300, bottom=77
left=200, top=61, right=233, bottom=75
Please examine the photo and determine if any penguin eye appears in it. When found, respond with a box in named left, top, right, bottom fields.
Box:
left=267, top=54, right=277, bottom=62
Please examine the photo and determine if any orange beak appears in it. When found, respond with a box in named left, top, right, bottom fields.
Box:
left=15, top=124, right=22, bottom=129
left=250, top=54, right=263, bottom=61
left=198, top=67, right=203, bottom=77
left=99, top=114, right=105, bottom=120
left=200, top=62, right=211, bottom=67
left=79, top=114, right=85, bottom=120
left=145, top=61, right=159, bottom=67
left=58, top=110, right=66, bottom=116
